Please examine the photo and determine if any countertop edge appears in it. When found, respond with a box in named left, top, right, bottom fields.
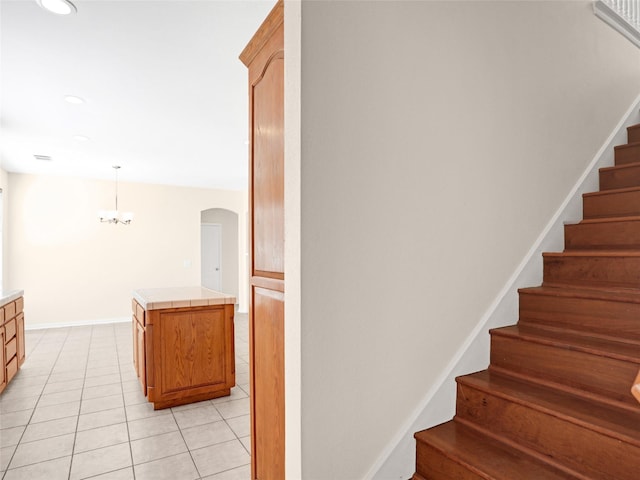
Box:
left=1, top=290, right=24, bottom=306
left=133, top=287, right=236, bottom=311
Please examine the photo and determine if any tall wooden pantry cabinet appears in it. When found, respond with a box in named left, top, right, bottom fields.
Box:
left=240, top=1, right=285, bottom=479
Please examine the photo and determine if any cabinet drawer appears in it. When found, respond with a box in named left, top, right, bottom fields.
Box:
left=6, top=336, right=16, bottom=361
left=4, top=318, right=16, bottom=342
left=6, top=355, right=17, bottom=382
left=15, top=297, right=24, bottom=315
left=3, top=302, right=16, bottom=321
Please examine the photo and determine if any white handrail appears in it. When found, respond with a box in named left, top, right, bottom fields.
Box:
left=595, top=0, right=640, bottom=47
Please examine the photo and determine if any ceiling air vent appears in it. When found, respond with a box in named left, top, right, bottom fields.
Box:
left=33, top=155, right=52, bottom=161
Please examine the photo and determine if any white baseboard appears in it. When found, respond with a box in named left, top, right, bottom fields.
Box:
left=368, top=95, right=640, bottom=480
left=26, top=316, right=131, bottom=331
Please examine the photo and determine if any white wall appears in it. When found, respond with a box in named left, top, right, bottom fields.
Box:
left=7, top=173, right=248, bottom=327
left=295, top=1, right=640, bottom=479
left=0, top=168, right=9, bottom=290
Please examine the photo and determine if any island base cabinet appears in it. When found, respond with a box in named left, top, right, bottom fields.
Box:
left=132, top=300, right=235, bottom=409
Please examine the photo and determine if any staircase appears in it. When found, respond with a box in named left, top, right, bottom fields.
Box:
left=413, top=124, right=640, bottom=479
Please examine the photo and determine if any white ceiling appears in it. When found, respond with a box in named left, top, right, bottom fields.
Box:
left=0, top=0, right=276, bottom=190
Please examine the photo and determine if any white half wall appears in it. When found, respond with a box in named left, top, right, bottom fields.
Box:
left=7, top=173, right=248, bottom=326
left=296, top=1, right=640, bottom=479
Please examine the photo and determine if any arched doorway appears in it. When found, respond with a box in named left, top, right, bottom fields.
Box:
left=201, top=208, right=239, bottom=304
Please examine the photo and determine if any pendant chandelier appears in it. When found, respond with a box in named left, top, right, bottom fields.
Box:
left=99, top=166, right=134, bottom=225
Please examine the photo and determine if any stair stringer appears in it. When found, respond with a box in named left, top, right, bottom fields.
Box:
left=368, top=95, right=640, bottom=480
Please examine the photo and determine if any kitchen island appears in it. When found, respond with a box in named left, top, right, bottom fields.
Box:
left=132, top=287, right=236, bottom=409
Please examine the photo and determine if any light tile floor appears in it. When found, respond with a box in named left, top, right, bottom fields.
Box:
left=0, top=313, right=251, bottom=480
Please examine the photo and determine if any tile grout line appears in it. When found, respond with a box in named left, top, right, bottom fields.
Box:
left=67, top=325, right=95, bottom=480
left=2, top=326, right=74, bottom=479
left=170, top=404, right=203, bottom=479
left=114, top=321, right=136, bottom=480
left=69, top=323, right=134, bottom=480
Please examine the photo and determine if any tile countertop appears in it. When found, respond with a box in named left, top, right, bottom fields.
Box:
left=1, top=290, right=24, bottom=307
left=133, top=286, right=236, bottom=311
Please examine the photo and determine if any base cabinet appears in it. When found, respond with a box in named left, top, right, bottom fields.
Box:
left=132, top=299, right=235, bottom=409
left=1, top=295, right=25, bottom=394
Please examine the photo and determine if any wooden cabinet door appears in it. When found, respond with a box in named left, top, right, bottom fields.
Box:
left=240, top=2, right=285, bottom=478
left=156, top=308, right=230, bottom=395
left=252, top=287, right=284, bottom=479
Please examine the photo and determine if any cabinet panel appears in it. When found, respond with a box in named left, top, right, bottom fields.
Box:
left=159, top=308, right=228, bottom=393
left=133, top=316, right=138, bottom=372
left=17, top=313, right=25, bottom=366
left=15, top=297, right=23, bottom=315
left=252, top=286, right=285, bottom=480
left=252, top=52, right=285, bottom=277
left=6, top=337, right=16, bottom=361
left=6, top=356, right=17, bottom=383
left=136, top=320, right=146, bottom=394
left=4, top=302, right=15, bottom=321
left=0, top=328, right=6, bottom=394
left=4, top=318, right=16, bottom=341
left=136, top=303, right=145, bottom=326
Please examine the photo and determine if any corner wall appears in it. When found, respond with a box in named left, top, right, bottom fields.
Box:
left=297, top=1, right=640, bottom=479
left=0, top=168, right=9, bottom=289
left=7, top=173, right=248, bottom=327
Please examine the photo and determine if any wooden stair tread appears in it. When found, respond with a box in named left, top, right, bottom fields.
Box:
left=583, top=185, right=640, bottom=197
left=458, top=370, right=640, bottom=447
left=574, top=214, right=640, bottom=225
left=600, top=161, right=640, bottom=173
left=614, top=141, right=640, bottom=150
left=543, top=249, right=640, bottom=258
left=518, top=285, right=640, bottom=303
left=490, top=325, right=640, bottom=362
left=414, top=421, right=575, bottom=480
left=599, top=162, right=640, bottom=191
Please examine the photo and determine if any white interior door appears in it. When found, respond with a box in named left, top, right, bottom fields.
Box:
left=201, top=223, right=222, bottom=291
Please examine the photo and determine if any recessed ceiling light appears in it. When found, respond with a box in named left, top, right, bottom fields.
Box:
left=36, top=0, right=77, bottom=15
left=64, top=95, right=85, bottom=104
left=73, top=135, right=90, bottom=142
left=34, top=155, right=52, bottom=161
